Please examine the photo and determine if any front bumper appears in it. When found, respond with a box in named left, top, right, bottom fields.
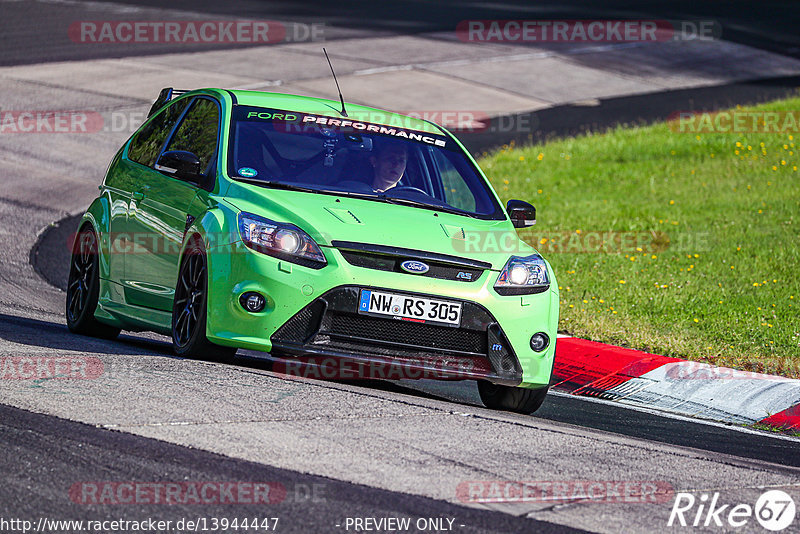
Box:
left=204, top=241, right=558, bottom=388
left=271, top=285, right=523, bottom=386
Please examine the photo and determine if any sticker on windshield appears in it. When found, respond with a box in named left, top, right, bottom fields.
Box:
left=234, top=106, right=449, bottom=149
left=238, top=167, right=258, bottom=178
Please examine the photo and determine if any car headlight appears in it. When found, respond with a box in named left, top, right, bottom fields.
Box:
left=494, top=255, right=549, bottom=295
left=238, top=212, right=326, bottom=269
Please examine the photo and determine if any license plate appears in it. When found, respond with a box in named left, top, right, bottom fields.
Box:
left=358, top=289, right=462, bottom=327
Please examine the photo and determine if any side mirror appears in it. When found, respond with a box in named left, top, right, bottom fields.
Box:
left=156, top=150, right=201, bottom=182
left=506, top=199, right=536, bottom=228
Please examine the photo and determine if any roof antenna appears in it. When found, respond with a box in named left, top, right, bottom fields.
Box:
left=323, top=48, right=348, bottom=117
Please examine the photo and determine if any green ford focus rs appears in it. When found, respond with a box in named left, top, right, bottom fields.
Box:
left=66, top=87, right=559, bottom=414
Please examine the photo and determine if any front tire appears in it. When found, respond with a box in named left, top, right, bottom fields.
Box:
left=65, top=227, right=121, bottom=339
left=478, top=381, right=548, bottom=414
left=172, top=239, right=236, bottom=361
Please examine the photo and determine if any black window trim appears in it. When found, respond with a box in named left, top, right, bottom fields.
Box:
left=125, top=94, right=192, bottom=169
left=156, top=95, right=223, bottom=191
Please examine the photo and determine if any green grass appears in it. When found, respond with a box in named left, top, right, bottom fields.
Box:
left=748, top=422, right=800, bottom=436
left=479, top=96, right=800, bottom=377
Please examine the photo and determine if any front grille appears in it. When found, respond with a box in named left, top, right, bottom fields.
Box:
left=270, top=286, right=521, bottom=381
left=316, top=338, right=494, bottom=375
left=332, top=241, right=490, bottom=283
left=339, top=250, right=483, bottom=282
left=327, top=313, right=486, bottom=354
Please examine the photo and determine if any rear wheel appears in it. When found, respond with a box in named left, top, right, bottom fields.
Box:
left=65, top=227, right=121, bottom=339
left=172, top=239, right=236, bottom=361
left=477, top=381, right=548, bottom=414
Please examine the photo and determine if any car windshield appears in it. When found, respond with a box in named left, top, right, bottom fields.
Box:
left=227, top=106, right=504, bottom=219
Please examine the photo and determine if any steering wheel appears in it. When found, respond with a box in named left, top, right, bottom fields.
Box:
left=389, top=186, right=429, bottom=196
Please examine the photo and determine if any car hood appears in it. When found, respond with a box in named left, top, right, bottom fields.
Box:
left=222, top=182, right=539, bottom=271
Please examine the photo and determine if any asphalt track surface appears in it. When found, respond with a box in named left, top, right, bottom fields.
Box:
left=2, top=403, right=581, bottom=533
left=3, top=0, right=799, bottom=66
left=4, top=2, right=800, bottom=533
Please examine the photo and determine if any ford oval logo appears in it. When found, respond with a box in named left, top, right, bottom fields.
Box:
left=400, top=260, right=429, bottom=274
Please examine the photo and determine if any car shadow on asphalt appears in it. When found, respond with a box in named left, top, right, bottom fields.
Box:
left=234, top=349, right=482, bottom=407
left=0, top=312, right=174, bottom=356
left=0, top=311, right=472, bottom=409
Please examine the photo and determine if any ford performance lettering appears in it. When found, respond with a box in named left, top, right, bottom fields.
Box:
left=300, top=115, right=447, bottom=147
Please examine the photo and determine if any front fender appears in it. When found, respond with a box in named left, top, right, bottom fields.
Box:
left=178, top=200, right=241, bottom=343
left=177, top=198, right=239, bottom=259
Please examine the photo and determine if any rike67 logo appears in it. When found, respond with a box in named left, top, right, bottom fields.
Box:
left=668, top=490, right=796, bottom=531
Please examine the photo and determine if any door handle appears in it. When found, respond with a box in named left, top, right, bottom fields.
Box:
left=132, top=191, right=145, bottom=201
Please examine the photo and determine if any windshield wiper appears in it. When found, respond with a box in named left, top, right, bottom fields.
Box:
left=234, top=177, right=386, bottom=201
left=381, top=195, right=478, bottom=218
left=233, top=177, right=321, bottom=194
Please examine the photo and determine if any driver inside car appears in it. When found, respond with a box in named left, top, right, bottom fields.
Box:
left=370, top=141, right=408, bottom=193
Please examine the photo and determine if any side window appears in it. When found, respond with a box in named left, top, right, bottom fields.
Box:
left=128, top=98, right=189, bottom=167
left=164, top=98, right=220, bottom=175
left=432, top=149, right=476, bottom=212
